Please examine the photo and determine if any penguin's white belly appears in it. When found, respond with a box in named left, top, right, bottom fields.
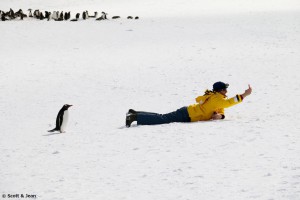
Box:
left=60, top=110, right=69, bottom=132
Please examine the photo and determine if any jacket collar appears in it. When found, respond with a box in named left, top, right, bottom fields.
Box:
left=216, top=92, right=227, bottom=98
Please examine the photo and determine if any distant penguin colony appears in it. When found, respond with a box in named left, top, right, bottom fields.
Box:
left=48, top=104, right=73, bottom=133
left=0, top=8, right=139, bottom=21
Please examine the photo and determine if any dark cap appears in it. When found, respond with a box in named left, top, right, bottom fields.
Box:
left=213, top=82, right=229, bottom=91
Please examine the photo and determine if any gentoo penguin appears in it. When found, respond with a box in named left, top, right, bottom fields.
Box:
left=33, top=9, right=40, bottom=19
left=112, top=16, right=120, bottom=19
left=8, top=8, right=15, bottom=19
left=28, top=9, right=33, bottom=17
left=19, top=9, right=27, bottom=20
left=39, top=12, right=45, bottom=20
left=48, top=104, right=73, bottom=133
left=60, top=11, right=64, bottom=20
left=103, top=12, right=108, bottom=19
left=82, top=11, right=87, bottom=20
left=64, top=12, right=70, bottom=20
left=135, top=16, right=139, bottom=20
left=1, top=11, right=8, bottom=21
left=67, top=12, right=71, bottom=20
left=52, top=11, right=58, bottom=20
left=47, top=13, right=52, bottom=21
left=127, top=16, right=133, bottom=19
left=45, top=11, right=50, bottom=19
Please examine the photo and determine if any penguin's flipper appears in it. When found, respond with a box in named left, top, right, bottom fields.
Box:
left=59, top=114, right=64, bottom=127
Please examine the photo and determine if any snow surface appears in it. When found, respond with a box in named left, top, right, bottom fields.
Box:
left=1, top=0, right=300, bottom=199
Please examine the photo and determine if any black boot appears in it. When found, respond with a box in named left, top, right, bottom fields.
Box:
left=127, top=109, right=156, bottom=115
left=128, top=109, right=137, bottom=114
left=126, top=113, right=137, bottom=127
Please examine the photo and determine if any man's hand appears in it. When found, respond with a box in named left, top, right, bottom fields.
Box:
left=242, top=84, right=252, bottom=98
left=211, top=113, right=223, bottom=120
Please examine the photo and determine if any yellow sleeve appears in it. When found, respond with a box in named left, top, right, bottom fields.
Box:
left=218, top=95, right=243, bottom=108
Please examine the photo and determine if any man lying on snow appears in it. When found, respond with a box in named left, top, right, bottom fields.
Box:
left=126, top=82, right=252, bottom=127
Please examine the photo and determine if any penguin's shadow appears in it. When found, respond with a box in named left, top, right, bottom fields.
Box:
left=43, top=132, right=61, bottom=136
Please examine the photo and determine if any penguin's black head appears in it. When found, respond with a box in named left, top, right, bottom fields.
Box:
left=63, top=104, right=73, bottom=110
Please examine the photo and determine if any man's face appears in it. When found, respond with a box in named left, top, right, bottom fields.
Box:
left=219, top=88, right=227, bottom=96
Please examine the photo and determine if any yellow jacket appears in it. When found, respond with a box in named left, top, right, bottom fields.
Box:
left=187, top=90, right=243, bottom=122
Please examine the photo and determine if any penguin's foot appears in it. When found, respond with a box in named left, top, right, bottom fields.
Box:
left=126, top=113, right=137, bottom=127
left=48, top=128, right=58, bottom=132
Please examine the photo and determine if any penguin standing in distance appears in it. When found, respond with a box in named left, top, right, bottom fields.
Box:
left=52, top=11, right=58, bottom=20
left=64, top=12, right=70, bottom=20
left=63, top=12, right=67, bottom=20
left=67, top=12, right=71, bottom=20
left=0, top=11, right=4, bottom=21
left=82, top=11, right=89, bottom=20
left=103, top=12, right=108, bottom=19
left=47, top=11, right=52, bottom=21
left=33, top=9, right=40, bottom=19
left=8, top=8, right=15, bottom=19
left=60, top=11, right=64, bottom=20
left=28, top=9, right=33, bottom=17
left=1, top=11, right=8, bottom=21
left=39, top=12, right=45, bottom=20
left=48, top=104, right=73, bottom=133
left=45, top=11, right=50, bottom=20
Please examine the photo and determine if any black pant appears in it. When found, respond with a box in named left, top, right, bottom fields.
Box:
left=137, top=107, right=190, bottom=125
